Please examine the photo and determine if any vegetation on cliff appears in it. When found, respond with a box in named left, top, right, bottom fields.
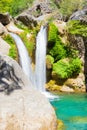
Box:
left=0, top=0, right=33, bottom=16
left=3, top=34, right=17, bottom=60
left=47, top=22, right=82, bottom=79
left=67, top=20, right=87, bottom=37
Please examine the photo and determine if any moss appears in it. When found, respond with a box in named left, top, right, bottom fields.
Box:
left=67, top=20, right=87, bottom=37
left=53, top=58, right=82, bottom=79
left=48, top=23, right=59, bottom=44
left=3, top=34, right=17, bottom=60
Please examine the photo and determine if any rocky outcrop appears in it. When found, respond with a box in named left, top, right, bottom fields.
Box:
left=0, top=54, right=57, bottom=130
left=16, top=0, right=61, bottom=27
left=0, top=13, right=11, bottom=25
left=6, top=22, right=24, bottom=34
left=0, top=22, right=8, bottom=35
left=16, top=13, right=37, bottom=28
left=69, top=8, right=87, bottom=23
left=0, top=37, right=10, bottom=55
left=67, top=34, right=85, bottom=62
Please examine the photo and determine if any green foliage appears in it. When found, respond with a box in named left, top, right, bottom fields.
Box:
left=0, top=0, right=34, bottom=16
left=59, top=0, right=83, bottom=19
left=48, top=23, right=67, bottom=61
left=0, top=0, right=12, bottom=13
left=48, top=23, right=59, bottom=44
left=53, top=58, right=82, bottom=79
left=46, top=55, right=54, bottom=65
left=49, top=37, right=67, bottom=61
left=67, top=20, right=87, bottom=37
left=3, top=34, right=17, bottom=59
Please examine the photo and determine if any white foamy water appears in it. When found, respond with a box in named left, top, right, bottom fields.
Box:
left=10, top=33, right=33, bottom=83
left=34, top=26, right=47, bottom=91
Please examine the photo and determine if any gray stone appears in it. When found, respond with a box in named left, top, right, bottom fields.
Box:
left=69, top=9, right=87, bottom=23
left=0, top=54, right=57, bottom=130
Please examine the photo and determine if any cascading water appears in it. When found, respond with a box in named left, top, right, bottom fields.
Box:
left=34, top=26, right=47, bottom=91
left=10, top=33, right=33, bottom=83
left=35, top=26, right=58, bottom=99
left=10, top=27, right=58, bottom=99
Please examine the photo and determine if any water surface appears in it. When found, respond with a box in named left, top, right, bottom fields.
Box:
left=51, top=93, right=87, bottom=130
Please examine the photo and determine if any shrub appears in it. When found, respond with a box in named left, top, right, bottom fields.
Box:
left=3, top=34, right=17, bottom=59
left=53, top=58, right=82, bottom=79
left=67, top=20, right=87, bottom=37
left=49, top=37, right=67, bottom=61
left=48, top=23, right=59, bottom=44
left=0, top=0, right=33, bottom=16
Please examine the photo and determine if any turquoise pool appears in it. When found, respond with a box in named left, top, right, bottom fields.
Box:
left=50, top=93, right=87, bottom=130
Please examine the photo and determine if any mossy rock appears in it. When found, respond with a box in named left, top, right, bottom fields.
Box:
left=52, top=58, right=82, bottom=79
left=46, top=80, right=61, bottom=91
left=67, top=20, right=87, bottom=37
left=57, top=119, right=66, bottom=130
left=46, top=55, right=54, bottom=69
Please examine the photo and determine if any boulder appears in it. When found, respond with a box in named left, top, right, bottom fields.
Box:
left=0, top=22, right=8, bottom=35
left=69, top=8, right=87, bottom=23
left=60, top=85, right=74, bottom=93
left=0, top=37, right=10, bottom=55
left=6, top=22, right=24, bottom=34
left=0, top=13, right=11, bottom=25
left=16, top=13, right=37, bottom=28
left=65, top=73, right=85, bottom=92
left=0, top=54, right=57, bottom=130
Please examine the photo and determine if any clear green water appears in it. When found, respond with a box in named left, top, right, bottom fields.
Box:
left=50, top=93, right=87, bottom=130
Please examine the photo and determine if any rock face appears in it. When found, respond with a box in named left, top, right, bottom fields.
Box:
left=0, top=13, right=11, bottom=25
left=6, top=22, right=24, bottom=34
left=16, top=13, right=37, bottom=28
left=16, top=0, right=60, bottom=27
left=0, top=37, right=10, bottom=55
left=0, top=22, right=8, bottom=35
left=68, top=34, right=85, bottom=62
left=69, top=8, right=87, bottom=23
left=0, top=54, right=57, bottom=130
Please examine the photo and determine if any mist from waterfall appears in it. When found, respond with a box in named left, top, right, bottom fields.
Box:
left=34, top=26, right=47, bottom=91
left=10, top=33, right=33, bottom=83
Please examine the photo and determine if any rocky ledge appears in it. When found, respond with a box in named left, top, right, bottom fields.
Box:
left=0, top=55, right=57, bottom=130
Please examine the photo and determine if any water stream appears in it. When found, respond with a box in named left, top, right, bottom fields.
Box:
left=34, top=26, right=47, bottom=91
left=10, top=33, right=33, bottom=83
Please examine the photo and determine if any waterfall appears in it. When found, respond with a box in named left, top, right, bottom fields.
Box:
left=34, top=26, right=47, bottom=91
left=10, top=33, right=33, bottom=83
left=10, top=28, right=58, bottom=99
